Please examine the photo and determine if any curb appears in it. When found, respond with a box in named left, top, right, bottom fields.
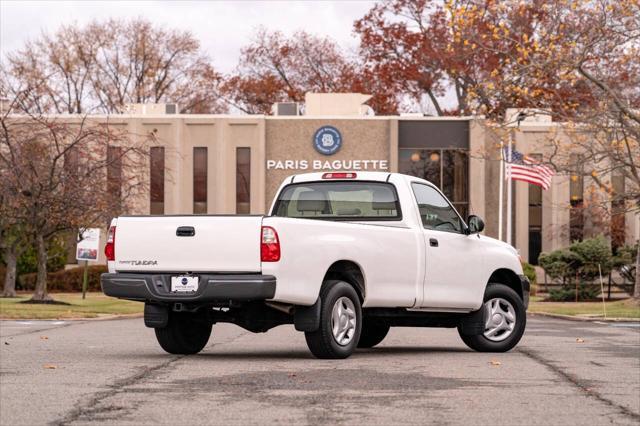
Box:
left=529, top=312, right=640, bottom=323
left=71, top=313, right=144, bottom=321
left=0, top=313, right=143, bottom=322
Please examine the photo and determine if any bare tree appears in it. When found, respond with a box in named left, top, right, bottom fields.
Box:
left=0, top=91, right=150, bottom=302
left=3, top=18, right=225, bottom=114
left=0, top=191, right=28, bottom=298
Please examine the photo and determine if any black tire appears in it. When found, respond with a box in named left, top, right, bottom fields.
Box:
left=357, top=320, right=390, bottom=348
left=458, top=283, right=526, bottom=352
left=155, top=311, right=212, bottom=355
left=305, top=280, right=362, bottom=359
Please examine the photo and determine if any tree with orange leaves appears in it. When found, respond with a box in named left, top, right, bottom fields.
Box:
left=354, top=0, right=602, bottom=117
left=222, top=28, right=398, bottom=115
left=447, top=0, right=639, bottom=296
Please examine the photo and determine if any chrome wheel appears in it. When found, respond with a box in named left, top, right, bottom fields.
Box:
left=483, top=297, right=516, bottom=342
left=331, top=296, right=357, bottom=346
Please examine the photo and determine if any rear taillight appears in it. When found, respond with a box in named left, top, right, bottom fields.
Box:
left=261, top=226, right=280, bottom=262
left=105, top=226, right=116, bottom=261
left=322, top=172, right=357, bottom=179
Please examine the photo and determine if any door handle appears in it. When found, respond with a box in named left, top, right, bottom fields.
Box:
left=429, top=238, right=438, bottom=247
left=176, top=226, right=195, bottom=237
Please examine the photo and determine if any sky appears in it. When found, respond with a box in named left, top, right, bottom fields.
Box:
left=0, top=0, right=376, bottom=73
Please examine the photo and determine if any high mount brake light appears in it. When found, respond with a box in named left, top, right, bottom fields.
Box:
left=105, top=226, right=116, bottom=261
left=322, top=172, right=357, bottom=179
left=261, top=226, right=280, bottom=262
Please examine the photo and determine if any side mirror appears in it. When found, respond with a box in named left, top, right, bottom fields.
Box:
left=467, top=215, right=485, bottom=234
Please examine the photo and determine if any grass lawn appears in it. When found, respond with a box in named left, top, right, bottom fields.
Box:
left=0, top=292, right=143, bottom=320
left=529, top=296, right=640, bottom=319
left=2, top=292, right=637, bottom=321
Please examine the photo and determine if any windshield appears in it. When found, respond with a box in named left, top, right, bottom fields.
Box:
left=274, top=181, right=401, bottom=221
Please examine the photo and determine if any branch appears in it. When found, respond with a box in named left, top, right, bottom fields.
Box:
left=577, top=64, right=640, bottom=125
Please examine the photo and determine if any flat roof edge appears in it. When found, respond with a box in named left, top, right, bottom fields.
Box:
left=4, top=113, right=482, bottom=121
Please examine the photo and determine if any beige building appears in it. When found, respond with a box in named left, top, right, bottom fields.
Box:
left=44, top=94, right=640, bottom=265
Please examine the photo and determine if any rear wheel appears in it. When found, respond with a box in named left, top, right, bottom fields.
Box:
left=155, top=311, right=212, bottom=355
left=305, top=280, right=362, bottom=359
left=357, top=320, right=390, bottom=348
left=458, top=283, right=526, bottom=352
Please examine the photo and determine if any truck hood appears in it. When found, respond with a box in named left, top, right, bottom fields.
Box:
left=480, top=235, right=519, bottom=257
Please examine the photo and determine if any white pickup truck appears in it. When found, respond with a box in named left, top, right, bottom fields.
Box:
left=101, top=172, right=529, bottom=359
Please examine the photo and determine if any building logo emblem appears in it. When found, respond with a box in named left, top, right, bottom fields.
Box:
left=313, top=126, right=342, bottom=155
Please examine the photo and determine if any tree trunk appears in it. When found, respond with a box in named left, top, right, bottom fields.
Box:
left=634, top=246, right=640, bottom=299
left=2, top=249, right=17, bottom=298
left=30, top=234, right=52, bottom=301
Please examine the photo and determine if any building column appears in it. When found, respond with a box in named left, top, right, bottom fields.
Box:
left=469, top=118, right=486, bottom=220
left=389, top=119, right=398, bottom=172
left=543, top=174, right=570, bottom=252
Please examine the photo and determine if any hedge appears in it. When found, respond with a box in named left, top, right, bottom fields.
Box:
left=548, top=285, right=601, bottom=302
left=18, top=265, right=108, bottom=292
left=521, top=262, right=537, bottom=296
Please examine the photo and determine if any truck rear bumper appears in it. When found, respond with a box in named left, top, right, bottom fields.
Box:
left=101, top=273, right=276, bottom=303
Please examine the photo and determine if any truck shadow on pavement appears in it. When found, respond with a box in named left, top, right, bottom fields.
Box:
left=190, top=346, right=472, bottom=360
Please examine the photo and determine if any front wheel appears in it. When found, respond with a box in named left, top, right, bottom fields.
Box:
left=458, top=283, right=526, bottom=352
left=305, top=280, right=362, bottom=359
left=155, top=311, right=212, bottom=355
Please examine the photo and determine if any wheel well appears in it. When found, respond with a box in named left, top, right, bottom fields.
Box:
left=488, top=269, right=523, bottom=300
left=323, top=260, right=365, bottom=302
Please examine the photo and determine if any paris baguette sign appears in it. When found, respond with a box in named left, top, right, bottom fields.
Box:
left=266, top=125, right=389, bottom=171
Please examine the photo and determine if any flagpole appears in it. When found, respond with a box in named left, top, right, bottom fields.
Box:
left=498, top=140, right=504, bottom=241
left=506, top=131, right=513, bottom=246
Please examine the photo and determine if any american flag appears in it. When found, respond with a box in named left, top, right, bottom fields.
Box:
left=503, top=147, right=555, bottom=190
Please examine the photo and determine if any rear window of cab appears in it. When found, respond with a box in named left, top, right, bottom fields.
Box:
left=274, top=181, right=402, bottom=221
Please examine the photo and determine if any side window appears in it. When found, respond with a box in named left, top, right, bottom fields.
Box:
left=411, top=183, right=464, bottom=233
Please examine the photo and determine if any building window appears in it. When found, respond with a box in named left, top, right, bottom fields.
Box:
left=236, top=147, right=251, bottom=214
left=107, top=146, right=122, bottom=205
left=528, top=154, right=543, bottom=264
left=611, top=169, right=625, bottom=251
left=569, top=154, right=584, bottom=242
left=193, top=147, right=207, bottom=214
left=150, top=147, right=165, bottom=214
left=399, top=148, right=469, bottom=219
left=64, top=147, right=79, bottom=178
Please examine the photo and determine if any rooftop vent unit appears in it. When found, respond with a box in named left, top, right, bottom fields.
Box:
left=272, top=102, right=301, bottom=116
left=122, top=103, right=179, bottom=115
left=304, top=93, right=373, bottom=116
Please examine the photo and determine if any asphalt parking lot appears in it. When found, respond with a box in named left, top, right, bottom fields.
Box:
left=1, top=315, right=638, bottom=426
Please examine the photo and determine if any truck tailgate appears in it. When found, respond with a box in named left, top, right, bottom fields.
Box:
left=114, top=216, right=263, bottom=272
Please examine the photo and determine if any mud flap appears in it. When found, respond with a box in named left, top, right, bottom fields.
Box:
left=144, top=303, right=169, bottom=328
left=458, top=306, right=487, bottom=336
left=294, top=298, right=321, bottom=332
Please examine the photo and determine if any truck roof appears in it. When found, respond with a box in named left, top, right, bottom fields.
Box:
left=290, top=171, right=393, bottom=183
left=289, top=171, right=432, bottom=186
